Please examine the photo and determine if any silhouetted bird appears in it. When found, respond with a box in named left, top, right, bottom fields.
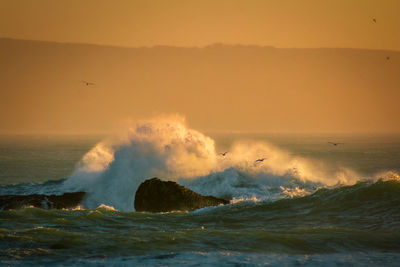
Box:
left=220, top=152, right=228, bottom=156
left=254, top=158, right=267, bottom=163
left=81, top=81, right=95, bottom=86
left=386, top=56, right=390, bottom=60
left=328, top=142, right=344, bottom=146
left=372, top=18, right=377, bottom=23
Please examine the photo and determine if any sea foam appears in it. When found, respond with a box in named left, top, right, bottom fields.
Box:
left=62, top=115, right=360, bottom=211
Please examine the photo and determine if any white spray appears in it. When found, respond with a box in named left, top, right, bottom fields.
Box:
left=62, top=115, right=359, bottom=211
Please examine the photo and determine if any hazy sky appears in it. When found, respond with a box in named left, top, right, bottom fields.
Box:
left=1, top=1, right=400, bottom=134
left=1, top=0, right=399, bottom=50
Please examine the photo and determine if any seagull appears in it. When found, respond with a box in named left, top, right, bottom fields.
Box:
left=372, top=18, right=377, bottom=23
left=81, top=81, right=95, bottom=86
left=328, top=142, right=344, bottom=146
left=220, top=152, right=228, bottom=156
left=254, top=158, right=267, bottom=163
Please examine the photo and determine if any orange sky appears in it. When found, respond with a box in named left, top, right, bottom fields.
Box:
left=1, top=0, right=399, bottom=50
left=1, top=1, right=400, bottom=134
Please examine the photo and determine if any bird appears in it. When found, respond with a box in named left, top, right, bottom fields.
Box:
left=254, top=158, right=267, bottom=163
left=372, top=18, right=377, bottom=23
left=328, top=142, right=344, bottom=146
left=220, top=152, right=228, bottom=156
left=386, top=56, right=390, bottom=60
left=81, top=81, right=95, bottom=86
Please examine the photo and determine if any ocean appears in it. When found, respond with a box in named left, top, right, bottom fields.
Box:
left=1, top=119, right=400, bottom=266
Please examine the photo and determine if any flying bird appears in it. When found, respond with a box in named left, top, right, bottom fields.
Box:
left=328, top=142, right=344, bottom=146
left=372, top=18, right=377, bottom=23
left=254, top=158, right=267, bottom=163
left=386, top=56, right=390, bottom=60
left=220, top=152, right=228, bottom=156
left=81, top=81, right=95, bottom=86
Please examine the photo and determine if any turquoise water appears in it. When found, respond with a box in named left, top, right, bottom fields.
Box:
left=1, top=133, right=400, bottom=265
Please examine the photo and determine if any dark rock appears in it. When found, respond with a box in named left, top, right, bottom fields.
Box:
left=0, top=192, right=86, bottom=211
left=134, top=178, right=229, bottom=212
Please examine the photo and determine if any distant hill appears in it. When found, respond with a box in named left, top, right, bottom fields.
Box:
left=1, top=38, right=399, bottom=134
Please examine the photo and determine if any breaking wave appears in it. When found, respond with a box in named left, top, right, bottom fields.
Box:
left=59, top=115, right=398, bottom=211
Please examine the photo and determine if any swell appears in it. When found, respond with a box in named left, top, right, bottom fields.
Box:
left=271, top=179, right=400, bottom=219
left=1, top=180, right=399, bottom=260
left=1, top=179, right=399, bottom=226
left=196, top=179, right=400, bottom=231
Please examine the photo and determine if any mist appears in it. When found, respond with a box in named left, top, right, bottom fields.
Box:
left=1, top=38, right=399, bottom=134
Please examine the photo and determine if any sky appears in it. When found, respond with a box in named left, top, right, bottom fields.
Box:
left=1, top=0, right=399, bottom=50
left=0, top=0, right=399, bottom=134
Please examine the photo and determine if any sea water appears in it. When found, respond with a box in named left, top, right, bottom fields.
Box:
left=1, top=118, right=400, bottom=266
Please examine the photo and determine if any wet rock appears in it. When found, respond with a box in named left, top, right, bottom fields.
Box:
left=134, top=178, right=229, bottom=212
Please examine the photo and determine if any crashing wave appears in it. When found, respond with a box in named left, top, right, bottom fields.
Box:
left=59, top=115, right=385, bottom=211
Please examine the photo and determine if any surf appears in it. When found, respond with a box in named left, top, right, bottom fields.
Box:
left=51, top=115, right=394, bottom=212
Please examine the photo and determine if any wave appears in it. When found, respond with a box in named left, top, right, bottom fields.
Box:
left=1, top=177, right=400, bottom=234
left=186, top=179, right=400, bottom=234
left=246, top=179, right=400, bottom=216
left=2, top=179, right=399, bottom=217
left=54, top=115, right=399, bottom=211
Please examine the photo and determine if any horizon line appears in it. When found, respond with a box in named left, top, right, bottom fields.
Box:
left=1, top=131, right=400, bottom=136
left=1, top=37, right=400, bottom=53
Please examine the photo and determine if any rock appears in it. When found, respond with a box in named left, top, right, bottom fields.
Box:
left=134, top=178, right=229, bottom=212
left=0, top=192, right=86, bottom=211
